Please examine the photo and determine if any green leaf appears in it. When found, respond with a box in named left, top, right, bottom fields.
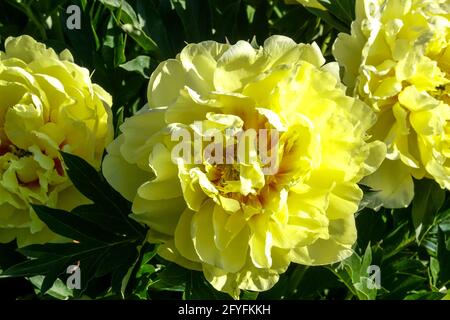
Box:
left=382, top=219, right=414, bottom=261
left=29, top=276, right=73, bottom=300
left=13, top=153, right=149, bottom=297
left=32, top=205, right=123, bottom=244
left=205, top=0, right=244, bottom=42
left=185, top=271, right=231, bottom=300
left=380, top=253, right=429, bottom=299
left=114, top=32, right=126, bottom=66
left=111, top=248, right=140, bottom=298
left=412, top=179, right=445, bottom=240
left=290, top=266, right=342, bottom=299
left=385, top=274, right=428, bottom=299
left=71, top=204, right=133, bottom=235
left=119, top=55, right=151, bottom=78
left=240, top=290, right=259, bottom=300
left=436, top=228, right=450, bottom=286
left=1, top=255, right=72, bottom=278
left=40, top=258, right=73, bottom=296
left=171, top=0, right=212, bottom=43
left=318, top=0, right=355, bottom=25
left=430, top=256, right=440, bottom=287
left=60, top=152, right=126, bottom=213
left=137, top=264, right=156, bottom=278
left=0, top=241, right=27, bottom=270
left=356, top=208, right=388, bottom=249
left=129, top=244, right=158, bottom=299
left=332, top=245, right=378, bottom=300
left=60, top=151, right=145, bottom=238
left=3, top=238, right=142, bottom=296
left=135, top=245, right=158, bottom=278
left=60, top=0, right=97, bottom=66
left=3, top=200, right=145, bottom=297
left=404, top=291, right=446, bottom=300
left=98, top=0, right=159, bottom=53
left=19, top=243, right=89, bottom=258
left=95, top=243, right=138, bottom=277
left=77, top=252, right=107, bottom=294
left=149, top=263, right=188, bottom=292
left=304, top=7, right=349, bottom=33
left=135, top=0, right=184, bottom=59
left=250, top=0, right=269, bottom=44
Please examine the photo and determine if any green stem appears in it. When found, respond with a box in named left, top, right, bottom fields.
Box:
left=288, top=265, right=308, bottom=296
left=382, top=236, right=416, bottom=262
left=6, top=0, right=47, bottom=39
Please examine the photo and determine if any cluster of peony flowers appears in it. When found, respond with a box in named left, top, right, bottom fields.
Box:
left=0, top=36, right=113, bottom=247
left=102, top=36, right=385, bottom=297
left=333, top=0, right=450, bottom=208
left=1, top=0, right=448, bottom=298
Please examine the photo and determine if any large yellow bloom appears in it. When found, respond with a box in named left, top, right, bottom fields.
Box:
left=103, top=35, right=385, bottom=297
left=0, top=36, right=113, bottom=246
left=334, top=0, right=450, bottom=208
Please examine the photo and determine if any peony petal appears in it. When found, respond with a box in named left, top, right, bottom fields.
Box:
left=248, top=214, right=272, bottom=268
left=362, top=159, right=414, bottom=209
left=174, top=209, right=201, bottom=262
left=131, top=196, right=186, bottom=236
left=102, top=136, right=154, bottom=201
left=4, top=35, right=59, bottom=63
left=290, top=214, right=356, bottom=265
left=148, top=59, right=186, bottom=108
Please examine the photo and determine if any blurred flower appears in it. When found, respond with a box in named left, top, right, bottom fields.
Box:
left=333, top=0, right=450, bottom=208
left=0, top=35, right=113, bottom=246
left=103, top=35, right=385, bottom=297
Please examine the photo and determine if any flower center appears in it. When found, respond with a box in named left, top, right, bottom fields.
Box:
left=0, top=143, right=32, bottom=158
left=429, top=82, right=450, bottom=106
left=10, top=145, right=32, bottom=158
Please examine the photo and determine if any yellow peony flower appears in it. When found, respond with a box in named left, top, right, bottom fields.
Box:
left=103, top=35, right=385, bottom=297
left=0, top=36, right=113, bottom=247
left=333, top=0, right=450, bottom=208
left=285, top=0, right=326, bottom=10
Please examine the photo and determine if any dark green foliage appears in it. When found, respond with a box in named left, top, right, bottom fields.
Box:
left=0, top=0, right=449, bottom=301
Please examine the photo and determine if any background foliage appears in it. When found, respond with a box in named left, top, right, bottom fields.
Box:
left=0, top=0, right=449, bottom=300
